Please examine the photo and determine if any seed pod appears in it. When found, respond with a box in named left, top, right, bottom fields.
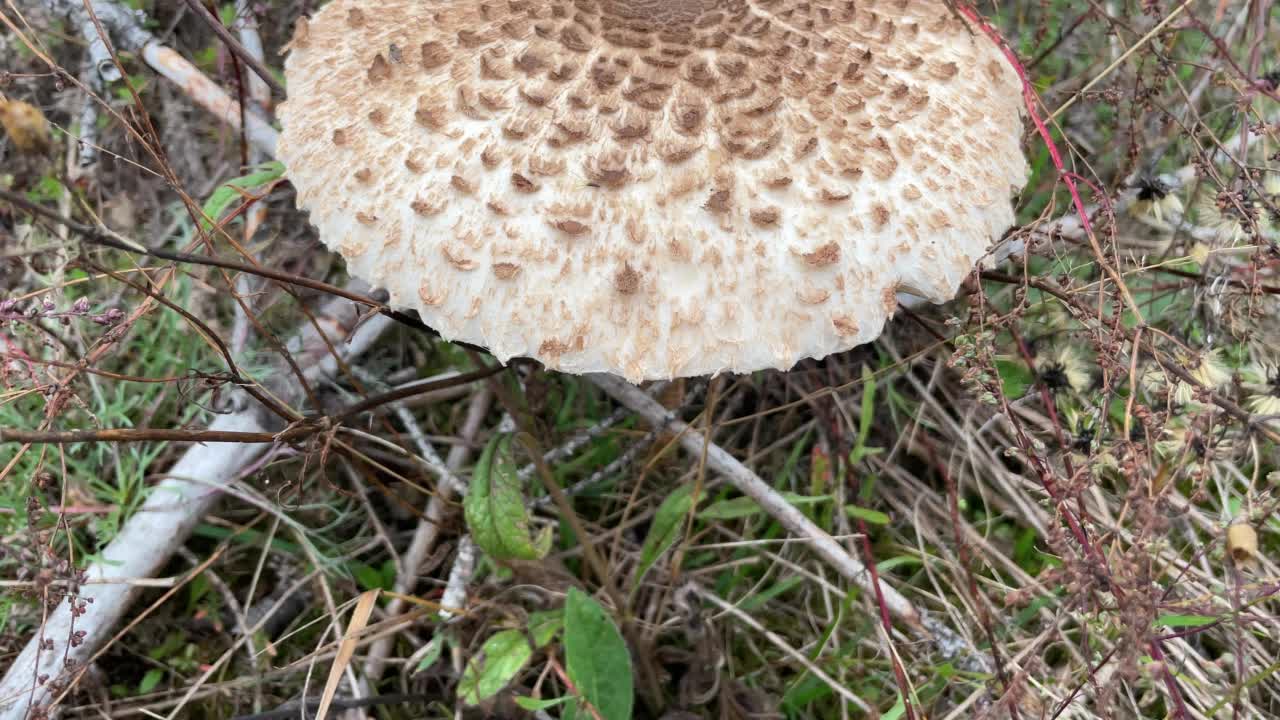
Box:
left=1226, top=523, right=1258, bottom=566
left=0, top=95, right=51, bottom=155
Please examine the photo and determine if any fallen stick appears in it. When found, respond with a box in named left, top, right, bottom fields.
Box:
left=587, top=374, right=985, bottom=669
left=0, top=301, right=393, bottom=720
left=233, top=0, right=272, bottom=113
left=45, top=0, right=278, bottom=156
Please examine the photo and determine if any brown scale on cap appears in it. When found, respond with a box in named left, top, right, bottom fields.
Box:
left=802, top=242, right=840, bottom=267
left=493, top=262, right=522, bottom=279
left=613, top=263, right=642, bottom=294
left=278, top=0, right=1028, bottom=381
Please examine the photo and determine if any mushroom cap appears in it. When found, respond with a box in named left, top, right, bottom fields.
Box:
left=277, top=0, right=1028, bottom=381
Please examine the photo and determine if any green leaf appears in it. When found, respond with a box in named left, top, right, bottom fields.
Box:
left=414, top=634, right=446, bottom=673
left=527, top=610, right=563, bottom=647
left=192, top=524, right=302, bottom=555
left=849, top=364, right=881, bottom=464
left=146, top=631, right=187, bottom=661
left=634, top=483, right=698, bottom=587
left=875, top=555, right=923, bottom=573
left=185, top=575, right=211, bottom=613
left=464, top=434, right=552, bottom=561
left=1154, top=614, right=1218, bottom=629
left=844, top=504, right=891, bottom=526
left=996, top=358, right=1035, bottom=399
left=784, top=429, right=812, bottom=489
left=458, top=629, right=535, bottom=705
left=1012, top=595, right=1058, bottom=629
left=25, top=176, right=64, bottom=204
left=809, top=445, right=831, bottom=495
left=781, top=672, right=832, bottom=712
left=515, top=695, right=571, bottom=711
left=199, top=162, right=285, bottom=231
left=739, top=575, right=804, bottom=611
left=882, top=695, right=907, bottom=720
left=351, top=562, right=386, bottom=592
left=563, top=588, right=633, bottom=720
left=700, top=493, right=829, bottom=520
left=138, top=668, right=164, bottom=694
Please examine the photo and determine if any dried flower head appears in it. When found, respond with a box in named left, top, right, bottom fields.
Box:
left=1197, top=189, right=1267, bottom=244
left=1141, top=349, right=1231, bottom=406
left=1128, top=175, right=1183, bottom=224
left=1155, top=422, right=1205, bottom=461
left=0, top=93, right=51, bottom=155
left=1062, top=405, right=1099, bottom=452
left=1035, top=344, right=1092, bottom=393
left=1265, top=173, right=1280, bottom=196
left=1226, top=522, right=1258, bottom=567
left=1243, top=362, right=1280, bottom=418
left=1263, top=68, right=1280, bottom=93
left=1171, top=348, right=1231, bottom=406
left=1262, top=173, right=1280, bottom=226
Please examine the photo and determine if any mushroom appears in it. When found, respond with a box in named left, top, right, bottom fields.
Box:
left=277, top=0, right=1028, bottom=382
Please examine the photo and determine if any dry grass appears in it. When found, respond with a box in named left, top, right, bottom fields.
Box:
left=1, top=1, right=1279, bottom=719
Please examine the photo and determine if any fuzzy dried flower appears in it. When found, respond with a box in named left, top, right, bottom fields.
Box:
left=1036, top=344, right=1092, bottom=394
left=1128, top=175, right=1183, bottom=224
left=1243, top=362, right=1280, bottom=418
left=1197, top=188, right=1268, bottom=244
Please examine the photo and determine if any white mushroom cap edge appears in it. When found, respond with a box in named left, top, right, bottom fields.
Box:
left=276, top=0, right=1028, bottom=382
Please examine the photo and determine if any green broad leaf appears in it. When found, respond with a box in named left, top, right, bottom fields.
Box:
left=199, top=161, right=285, bottom=231
left=458, top=629, right=536, bottom=705
left=414, top=634, right=446, bottom=673
left=464, top=434, right=552, bottom=562
left=996, top=358, right=1035, bottom=399
left=1154, top=613, right=1218, bottom=629
left=515, top=695, right=571, bottom=711
left=563, top=588, right=633, bottom=720
left=700, top=493, right=830, bottom=521
left=634, top=483, right=699, bottom=588
left=138, top=668, right=164, bottom=694
left=844, top=505, right=891, bottom=526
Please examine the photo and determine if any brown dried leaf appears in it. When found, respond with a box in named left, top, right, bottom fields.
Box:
left=0, top=96, right=51, bottom=154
